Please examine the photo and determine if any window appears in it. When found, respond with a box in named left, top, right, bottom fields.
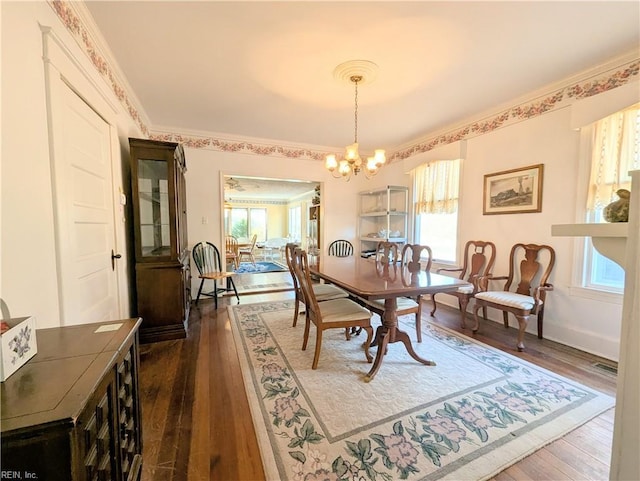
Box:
left=226, top=207, right=267, bottom=242
left=412, top=159, right=461, bottom=263
left=288, top=206, right=301, bottom=242
left=583, top=105, right=639, bottom=291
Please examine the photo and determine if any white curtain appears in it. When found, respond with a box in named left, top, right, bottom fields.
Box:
left=587, top=105, right=639, bottom=211
left=412, top=159, right=461, bottom=214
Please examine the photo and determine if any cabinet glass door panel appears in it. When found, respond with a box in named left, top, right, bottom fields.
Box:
left=137, top=158, right=171, bottom=257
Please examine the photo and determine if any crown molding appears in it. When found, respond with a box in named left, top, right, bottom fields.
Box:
left=48, top=0, right=151, bottom=135
left=391, top=53, right=640, bottom=162
left=149, top=126, right=335, bottom=162
left=226, top=199, right=289, bottom=206
left=49, top=1, right=639, bottom=163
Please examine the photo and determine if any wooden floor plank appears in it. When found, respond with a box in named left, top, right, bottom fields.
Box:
left=511, top=450, right=575, bottom=480
left=188, top=308, right=210, bottom=481
left=210, top=301, right=267, bottom=481
left=563, top=419, right=614, bottom=465
left=545, top=438, right=611, bottom=481
left=139, top=272, right=616, bottom=481
left=535, top=447, right=595, bottom=480
left=490, top=470, right=519, bottom=481
left=140, top=339, right=183, bottom=481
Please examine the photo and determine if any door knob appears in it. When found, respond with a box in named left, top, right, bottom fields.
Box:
left=111, top=250, right=122, bottom=270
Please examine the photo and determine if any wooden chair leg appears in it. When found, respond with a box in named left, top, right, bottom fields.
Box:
left=228, top=277, right=240, bottom=304
left=302, top=316, right=311, bottom=351
left=459, top=297, right=469, bottom=329
left=196, top=279, right=205, bottom=305
left=537, top=308, right=545, bottom=339
left=363, top=326, right=373, bottom=363
left=415, top=299, right=423, bottom=342
left=312, top=329, right=323, bottom=369
left=213, top=280, right=219, bottom=310
left=292, top=297, right=300, bottom=327
left=516, top=315, right=529, bottom=351
left=503, top=311, right=510, bottom=328
left=472, top=302, right=482, bottom=332
left=430, top=293, right=438, bottom=316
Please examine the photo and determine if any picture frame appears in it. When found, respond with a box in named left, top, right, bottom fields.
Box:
left=483, top=164, right=544, bottom=215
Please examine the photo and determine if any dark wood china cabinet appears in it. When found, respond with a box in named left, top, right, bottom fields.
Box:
left=129, top=138, right=190, bottom=343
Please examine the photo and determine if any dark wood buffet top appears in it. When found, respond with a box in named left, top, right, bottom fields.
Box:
left=1, top=318, right=142, bottom=434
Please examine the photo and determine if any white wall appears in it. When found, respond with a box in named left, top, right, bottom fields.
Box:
left=461, top=108, right=624, bottom=359
left=2, top=2, right=637, bottom=361
left=184, top=147, right=378, bottom=293
left=2, top=2, right=60, bottom=326
left=395, top=83, right=639, bottom=361
left=185, top=149, right=412, bottom=241
left=1, top=2, right=142, bottom=327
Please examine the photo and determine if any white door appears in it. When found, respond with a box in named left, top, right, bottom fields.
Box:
left=53, top=83, right=120, bottom=325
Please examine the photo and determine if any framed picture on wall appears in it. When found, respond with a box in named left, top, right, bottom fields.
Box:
left=483, top=164, right=544, bottom=215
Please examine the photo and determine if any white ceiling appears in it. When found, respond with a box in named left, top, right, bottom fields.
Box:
left=85, top=1, right=640, bottom=155
left=224, top=175, right=318, bottom=201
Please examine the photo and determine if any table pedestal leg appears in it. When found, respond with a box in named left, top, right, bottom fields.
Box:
left=365, top=298, right=436, bottom=382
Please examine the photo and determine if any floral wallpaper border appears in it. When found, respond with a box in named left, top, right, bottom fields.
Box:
left=49, top=0, right=639, bottom=162
left=49, top=0, right=150, bottom=138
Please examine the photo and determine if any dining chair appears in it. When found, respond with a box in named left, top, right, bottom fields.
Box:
left=225, top=235, right=239, bottom=270
left=291, top=247, right=373, bottom=370
left=431, top=240, right=496, bottom=328
left=263, top=237, right=289, bottom=261
left=284, top=243, right=350, bottom=328
left=472, top=243, right=555, bottom=351
left=327, top=239, right=354, bottom=257
left=192, top=241, right=240, bottom=309
left=363, top=243, right=432, bottom=342
left=238, top=234, right=258, bottom=266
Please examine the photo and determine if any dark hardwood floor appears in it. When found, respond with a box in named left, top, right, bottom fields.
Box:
left=139, top=272, right=617, bottom=481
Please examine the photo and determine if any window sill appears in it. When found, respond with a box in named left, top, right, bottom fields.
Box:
left=568, top=285, right=623, bottom=305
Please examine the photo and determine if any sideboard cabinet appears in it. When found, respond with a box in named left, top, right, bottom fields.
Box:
left=129, top=138, right=190, bottom=343
left=1, top=319, right=143, bottom=481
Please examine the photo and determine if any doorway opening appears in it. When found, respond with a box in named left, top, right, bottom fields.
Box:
left=223, top=175, right=321, bottom=267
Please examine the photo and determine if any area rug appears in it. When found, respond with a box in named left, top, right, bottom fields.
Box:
left=228, top=301, right=615, bottom=481
left=234, top=261, right=289, bottom=274
left=228, top=281, right=294, bottom=296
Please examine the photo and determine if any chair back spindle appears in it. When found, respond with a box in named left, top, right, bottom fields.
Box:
left=328, top=239, right=354, bottom=257
left=431, top=240, right=496, bottom=328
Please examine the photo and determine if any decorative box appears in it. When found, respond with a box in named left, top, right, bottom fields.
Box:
left=1, top=316, right=38, bottom=382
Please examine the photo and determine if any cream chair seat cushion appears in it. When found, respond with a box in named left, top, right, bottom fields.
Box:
left=318, top=298, right=372, bottom=323
left=313, top=284, right=349, bottom=301
left=475, top=291, right=541, bottom=310
left=368, top=297, right=419, bottom=310
left=457, top=285, right=475, bottom=294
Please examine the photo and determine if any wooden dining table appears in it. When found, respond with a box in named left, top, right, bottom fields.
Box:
left=311, top=255, right=471, bottom=381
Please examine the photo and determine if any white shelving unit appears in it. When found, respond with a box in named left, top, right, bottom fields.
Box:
left=358, top=185, right=409, bottom=257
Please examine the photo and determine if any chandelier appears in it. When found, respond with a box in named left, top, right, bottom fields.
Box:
left=325, top=61, right=386, bottom=180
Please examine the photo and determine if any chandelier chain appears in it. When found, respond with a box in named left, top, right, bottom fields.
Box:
left=353, top=77, right=359, bottom=143
left=325, top=64, right=385, bottom=181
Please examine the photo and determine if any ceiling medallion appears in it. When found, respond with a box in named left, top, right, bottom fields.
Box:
left=325, top=60, right=385, bottom=181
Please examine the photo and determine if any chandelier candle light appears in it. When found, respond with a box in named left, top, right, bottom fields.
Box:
left=326, top=60, right=386, bottom=180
